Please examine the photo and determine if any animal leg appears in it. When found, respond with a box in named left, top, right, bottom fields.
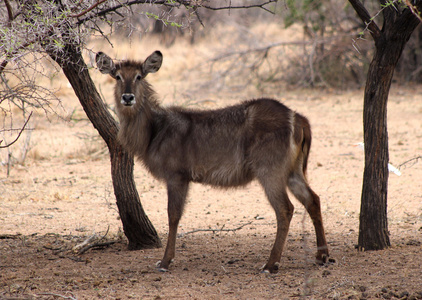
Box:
left=288, top=173, right=330, bottom=264
left=261, top=183, right=294, bottom=273
left=158, top=178, right=189, bottom=271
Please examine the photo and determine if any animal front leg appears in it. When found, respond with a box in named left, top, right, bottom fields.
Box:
left=158, top=178, right=188, bottom=272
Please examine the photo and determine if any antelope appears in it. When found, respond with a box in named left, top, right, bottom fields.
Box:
left=96, top=51, right=330, bottom=273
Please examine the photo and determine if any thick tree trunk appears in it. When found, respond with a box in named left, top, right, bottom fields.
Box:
left=358, top=40, right=393, bottom=250
left=47, top=44, right=161, bottom=249
left=358, top=9, right=421, bottom=250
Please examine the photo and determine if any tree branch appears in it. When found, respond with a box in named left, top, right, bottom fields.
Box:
left=201, top=0, right=278, bottom=14
left=76, top=0, right=172, bottom=25
left=4, top=0, right=14, bottom=25
left=69, top=0, right=109, bottom=18
left=77, top=0, right=278, bottom=25
left=0, top=0, right=14, bottom=75
left=395, top=1, right=422, bottom=33
left=403, top=0, right=422, bottom=22
left=0, top=60, right=9, bottom=76
left=397, top=155, right=422, bottom=170
left=0, top=111, right=33, bottom=148
left=348, top=0, right=382, bottom=41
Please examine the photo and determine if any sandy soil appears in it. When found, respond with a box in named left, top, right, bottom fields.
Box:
left=1, top=35, right=421, bottom=299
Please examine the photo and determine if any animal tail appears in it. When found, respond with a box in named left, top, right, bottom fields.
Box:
left=293, top=113, right=312, bottom=178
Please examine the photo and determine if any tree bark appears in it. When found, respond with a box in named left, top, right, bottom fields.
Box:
left=359, top=39, right=393, bottom=250
left=47, top=44, right=161, bottom=249
left=349, top=0, right=422, bottom=250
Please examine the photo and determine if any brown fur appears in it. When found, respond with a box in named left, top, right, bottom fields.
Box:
left=96, top=51, right=330, bottom=273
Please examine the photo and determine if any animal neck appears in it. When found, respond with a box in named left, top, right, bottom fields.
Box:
left=117, top=94, right=160, bottom=159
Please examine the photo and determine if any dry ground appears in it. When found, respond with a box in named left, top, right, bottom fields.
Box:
left=1, top=31, right=421, bottom=299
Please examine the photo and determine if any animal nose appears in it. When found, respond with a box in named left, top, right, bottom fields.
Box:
left=121, top=93, right=135, bottom=105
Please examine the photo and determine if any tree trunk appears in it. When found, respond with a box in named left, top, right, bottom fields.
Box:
left=358, top=39, right=393, bottom=250
left=357, top=6, right=421, bottom=250
left=47, top=44, right=161, bottom=249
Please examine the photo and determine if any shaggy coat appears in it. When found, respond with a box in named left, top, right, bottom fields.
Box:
left=96, top=51, right=329, bottom=273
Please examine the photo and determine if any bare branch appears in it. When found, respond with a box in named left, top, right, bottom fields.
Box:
left=72, top=233, right=98, bottom=253
left=71, top=226, right=116, bottom=254
left=206, top=40, right=315, bottom=63
left=69, top=0, right=110, bottom=18
left=398, top=155, right=422, bottom=170
left=1, top=0, right=15, bottom=75
left=403, top=0, right=422, bottom=22
left=76, top=0, right=171, bottom=25
left=77, top=240, right=117, bottom=254
left=4, top=0, right=14, bottom=25
left=180, top=221, right=253, bottom=236
left=36, top=293, right=77, bottom=300
left=0, top=60, right=8, bottom=76
left=348, top=0, right=381, bottom=41
left=0, top=233, right=22, bottom=239
left=76, top=0, right=278, bottom=25
left=202, top=0, right=278, bottom=14
left=0, top=111, right=33, bottom=149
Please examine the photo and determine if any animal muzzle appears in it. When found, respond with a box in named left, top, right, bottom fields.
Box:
left=121, top=93, right=135, bottom=106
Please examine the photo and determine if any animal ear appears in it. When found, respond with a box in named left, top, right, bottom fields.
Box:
left=142, top=51, right=163, bottom=75
left=96, top=52, right=116, bottom=76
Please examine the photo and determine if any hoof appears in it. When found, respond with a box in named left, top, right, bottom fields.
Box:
left=316, top=254, right=335, bottom=265
left=158, top=267, right=169, bottom=272
left=261, top=262, right=279, bottom=274
left=155, top=260, right=168, bottom=272
left=156, top=260, right=172, bottom=272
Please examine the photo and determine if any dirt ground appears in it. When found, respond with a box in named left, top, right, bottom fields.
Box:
left=1, top=33, right=422, bottom=299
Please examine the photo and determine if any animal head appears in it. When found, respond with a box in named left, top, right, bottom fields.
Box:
left=96, top=51, right=163, bottom=108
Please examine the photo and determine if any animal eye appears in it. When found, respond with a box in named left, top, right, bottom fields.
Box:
left=136, top=75, right=142, bottom=81
left=116, top=74, right=122, bottom=81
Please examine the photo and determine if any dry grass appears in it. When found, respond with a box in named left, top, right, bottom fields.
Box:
left=1, top=23, right=421, bottom=299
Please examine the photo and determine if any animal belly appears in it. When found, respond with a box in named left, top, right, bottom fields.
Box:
left=191, top=163, right=253, bottom=187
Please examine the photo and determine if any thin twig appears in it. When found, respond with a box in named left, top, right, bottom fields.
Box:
left=348, top=0, right=382, bottom=41
left=0, top=111, right=33, bottom=148
left=36, top=292, right=77, bottom=300
left=203, top=34, right=355, bottom=66
left=0, top=233, right=22, bottom=239
left=69, top=0, right=109, bottom=18
left=397, top=155, right=422, bottom=170
left=181, top=221, right=253, bottom=236
left=202, top=0, right=277, bottom=14
left=77, top=0, right=277, bottom=25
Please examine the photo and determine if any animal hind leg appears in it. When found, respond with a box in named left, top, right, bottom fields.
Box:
left=158, top=178, right=189, bottom=271
left=260, top=178, right=294, bottom=273
left=288, top=172, right=329, bottom=264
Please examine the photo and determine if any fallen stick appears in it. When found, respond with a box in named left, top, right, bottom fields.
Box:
left=36, top=292, right=77, bottom=300
left=73, top=226, right=114, bottom=254
left=180, top=221, right=253, bottom=236
left=0, top=233, right=22, bottom=239
left=72, top=233, right=97, bottom=253
left=78, top=240, right=117, bottom=254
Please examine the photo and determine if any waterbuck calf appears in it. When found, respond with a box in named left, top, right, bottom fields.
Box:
left=96, top=51, right=330, bottom=273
